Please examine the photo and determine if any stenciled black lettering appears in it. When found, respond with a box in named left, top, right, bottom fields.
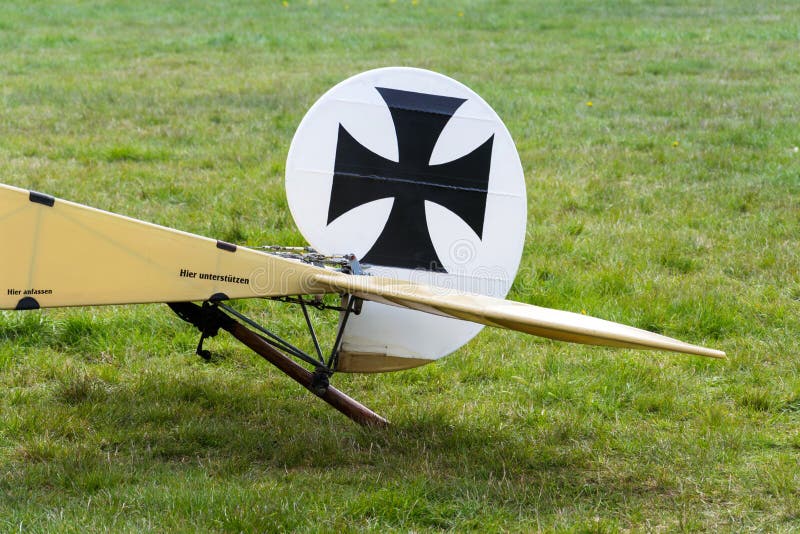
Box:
left=186, top=271, right=249, bottom=285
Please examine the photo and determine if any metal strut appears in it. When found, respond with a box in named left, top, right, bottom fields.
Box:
left=166, top=300, right=387, bottom=427
left=327, top=294, right=359, bottom=370
left=299, top=298, right=324, bottom=364
left=216, top=302, right=323, bottom=370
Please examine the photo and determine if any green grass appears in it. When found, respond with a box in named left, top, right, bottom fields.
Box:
left=1, top=0, right=799, bottom=531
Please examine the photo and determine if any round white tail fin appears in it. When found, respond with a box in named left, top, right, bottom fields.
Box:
left=285, top=67, right=527, bottom=372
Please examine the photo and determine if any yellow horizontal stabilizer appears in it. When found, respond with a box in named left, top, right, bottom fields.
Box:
left=312, top=273, right=726, bottom=359
left=0, top=184, right=329, bottom=309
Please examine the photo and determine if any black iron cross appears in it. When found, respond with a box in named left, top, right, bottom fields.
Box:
left=327, top=87, right=493, bottom=272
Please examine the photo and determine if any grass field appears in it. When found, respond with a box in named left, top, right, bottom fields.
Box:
left=1, top=0, right=799, bottom=531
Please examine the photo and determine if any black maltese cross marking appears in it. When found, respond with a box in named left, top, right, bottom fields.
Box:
left=327, top=87, right=494, bottom=272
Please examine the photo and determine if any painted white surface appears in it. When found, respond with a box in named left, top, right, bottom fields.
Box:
left=286, top=67, right=527, bottom=361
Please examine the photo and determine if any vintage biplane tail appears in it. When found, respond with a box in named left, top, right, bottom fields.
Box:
left=0, top=181, right=724, bottom=356
left=1, top=67, right=724, bottom=426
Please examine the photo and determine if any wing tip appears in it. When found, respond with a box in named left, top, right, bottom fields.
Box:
left=695, top=347, right=727, bottom=359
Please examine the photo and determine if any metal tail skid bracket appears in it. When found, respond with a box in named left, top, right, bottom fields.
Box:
left=167, top=298, right=387, bottom=427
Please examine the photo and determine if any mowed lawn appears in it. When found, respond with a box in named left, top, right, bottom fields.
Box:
left=1, top=1, right=799, bottom=531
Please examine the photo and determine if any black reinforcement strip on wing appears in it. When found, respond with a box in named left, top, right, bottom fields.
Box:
left=29, top=191, right=55, bottom=207
left=216, top=240, right=237, bottom=252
